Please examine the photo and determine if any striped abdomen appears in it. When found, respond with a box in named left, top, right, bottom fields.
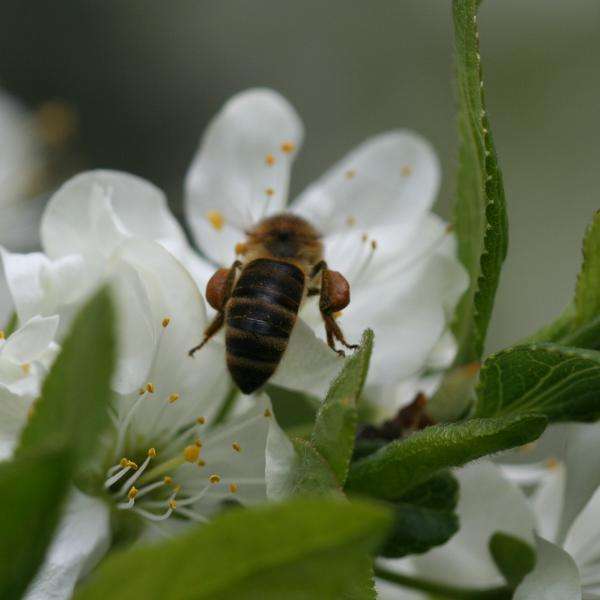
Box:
left=225, top=258, right=305, bottom=394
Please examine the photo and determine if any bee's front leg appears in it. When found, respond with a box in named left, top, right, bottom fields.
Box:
left=189, top=260, right=241, bottom=356
left=312, top=261, right=358, bottom=356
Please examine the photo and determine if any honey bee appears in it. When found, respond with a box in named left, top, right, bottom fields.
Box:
left=189, top=213, right=358, bottom=394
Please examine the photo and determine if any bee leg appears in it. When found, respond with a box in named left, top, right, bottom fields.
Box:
left=189, top=261, right=241, bottom=357
left=317, top=264, right=359, bottom=354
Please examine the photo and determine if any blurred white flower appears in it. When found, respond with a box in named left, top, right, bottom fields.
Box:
left=0, top=174, right=290, bottom=599
left=378, top=434, right=600, bottom=600
left=94, top=88, right=466, bottom=409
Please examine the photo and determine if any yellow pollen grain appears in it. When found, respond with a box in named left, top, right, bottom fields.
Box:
left=164, top=476, right=173, bottom=485
left=229, top=483, right=238, bottom=493
left=209, top=474, right=221, bottom=484
left=265, top=153, right=276, bottom=166
left=196, top=416, right=206, bottom=425
left=147, top=447, right=157, bottom=458
left=333, top=311, right=343, bottom=320
left=345, top=169, right=356, bottom=180
left=162, top=317, right=171, bottom=328
left=401, top=165, right=413, bottom=177
left=265, top=187, right=275, bottom=197
left=281, top=141, right=295, bottom=153
left=169, top=499, right=177, bottom=509
left=0, top=330, right=4, bottom=340
left=128, top=486, right=138, bottom=500
left=232, top=442, right=241, bottom=453
left=371, top=240, right=378, bottom=250
left=345, top=215, right=356, bottom=227
left=183, top=444, right=200, bottom=462
left=518, top=442, right=537, bottom=454
left=195, top=439, right=203, bottom=448
left=138, top=388, right=145, bottom=396
left=146, top=382, right=155, bottom=394
left=546, top=457, right=559, bottom=470
left=168, top=393, right=180, bottom=404
left=197, top=459, right=206, bottom=468
left=21, top=363, right=31, bottom=375
left=206, top=210, right=225, bottom=231
left=234, top=242, right=247, bottom=256
left=263, top=408, right=272, bottom=418
left=361, top=233, right=368, bottom=243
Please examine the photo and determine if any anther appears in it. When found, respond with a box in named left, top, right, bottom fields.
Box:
left=346, top=215, right=356, bottom=226
left=361, top=233, right=368, bottom=243
left=168, top=393, right=179, bottom=404
left=281, top=141, right=295, bottom=153
left=138, top=388, right=145, bottom=396
left=197, top=459, right=206, bottom=468
left=0, top=330, right=4, bottom=340
left=169, top=499, right=177, bottom=509
left=265, top=154, right=276, bottom=166
left=146, top=383, right=155, bottom=394
left=371, top=240, right=378, bottom=250
left=128, top=486, right=138, bottom=500
left=401, top=165, right=413, bottom=177
left=265, top=187, right=275, bottom=197
left=147, top=448, right=157, bottom=458
left=229, top=483, right=238, bottom=493
left=209, top=474, right=221, bottom=484
left=184, top=444, right=200, bottom=462
left=195, top=439, right=203, bottom=448
left=21, top=363, right=31, bottom=375
left=263, top=408, right=272, bottom=418
left=546, top=457, right=559, bottom=470
left=162, top=317, right=171, bottom=328
left=196, top=416, right=206, bottom=425
left=206, top=210, right=225, bottom=231
left=232, top=442, right=241, bottom=453
left=345, top=169, right=356, bottom=180
left=164, top=476, right=173, bottom=485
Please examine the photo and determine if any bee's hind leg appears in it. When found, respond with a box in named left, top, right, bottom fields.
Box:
left=189, top=261, right=241, bottom=357
left=314, top=262, right=358, bottom=356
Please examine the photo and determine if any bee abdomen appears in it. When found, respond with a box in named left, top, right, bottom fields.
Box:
left=225, top=259, right=305, bottom=394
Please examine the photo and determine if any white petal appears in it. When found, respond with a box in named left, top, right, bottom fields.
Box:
left=530, top=463, right=566, bottom=543
left=111, top=238, right=228, bottom=439
left=2, top=315, right=58, bottom=363
left=412, top=461, right=535, bottom=587
left=558, top=423, right=600, bottom=543
left=41, top=173, right=128, bottom=265
left=265, top=412, right=298, bottom=501
left=185, top=89, right=304, bottom=265
left=24, top=490, right=111, bottom=600
left=270, top=318, right=345, bottom=398
left=564, top=485, right=600, bottom=581
left=293, top=130, right=440, bottom=234
left=514, top=536, right=582, bottom=600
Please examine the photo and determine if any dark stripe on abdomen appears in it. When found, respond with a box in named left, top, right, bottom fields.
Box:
left=225, top=259, right=305, bottom=394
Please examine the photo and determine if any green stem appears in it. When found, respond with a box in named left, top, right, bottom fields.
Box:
left=212, top=384, right=240, bottom=427
left=374, top=566, right=512, bottom=600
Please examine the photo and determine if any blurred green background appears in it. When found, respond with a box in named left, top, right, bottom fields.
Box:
left=1, top=0, right=598, bottom=352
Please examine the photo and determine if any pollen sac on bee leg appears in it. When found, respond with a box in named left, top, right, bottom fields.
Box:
left=206, top=268, right=230, bottom=310
left=323, top=270, right=351, bottom=312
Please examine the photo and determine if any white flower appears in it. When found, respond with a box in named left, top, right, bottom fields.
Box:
left=184, top=89, right=467, bottom=408
left=0, top=176, right=290, bottom=599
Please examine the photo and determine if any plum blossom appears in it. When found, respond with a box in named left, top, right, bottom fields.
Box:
left=0, top=176, right=290, bottom=599
left=183, top=89, right=467, bottom=410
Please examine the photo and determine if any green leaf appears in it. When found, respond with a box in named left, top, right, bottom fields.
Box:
left=0, top=449, right=71, bottom=600
left=561, top=315, right=600, bottom=350
left=76, top=498, right=392, bottom=600
left=0, top=287, right=116, bottom=600
left=345, top=414, right=546, bottom=500
left=380, top=503, right=459, bottom=558
left=398, top=471, right=459, bottom=512
left=575, top=210, right=600, bottom=327
left=311, top=329, right=373, bottom=485
left=16, top=286, right=115, bottom=460
left=474, top=343, right=600, bottom=422
left=451, top=0, right=509, bottom=364
left=489, top=532, right=536, bottom=588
